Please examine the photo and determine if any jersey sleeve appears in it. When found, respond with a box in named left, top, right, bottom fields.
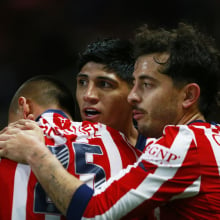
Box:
left=67, top=125, right=206, bottom=219
left=66, top=184, right=94, bottom=220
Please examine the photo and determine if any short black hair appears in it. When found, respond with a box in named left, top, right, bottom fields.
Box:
left=10, top=75, right=76, bottom=119
left=77, top=38, right=134, bottom=85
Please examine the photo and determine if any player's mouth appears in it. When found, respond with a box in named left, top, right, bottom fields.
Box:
left=132, top=109, right=145, bottom=121
left=83, top=108, right=101, bottom=120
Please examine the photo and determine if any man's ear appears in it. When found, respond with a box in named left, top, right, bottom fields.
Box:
left=182, top=83, right=200, bottom=109
left=18, top=96, right=31, bottom=119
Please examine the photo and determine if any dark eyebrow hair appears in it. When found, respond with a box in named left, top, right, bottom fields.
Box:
left=77, top=73, right=88, bottom=78
left=96, top=76, right=119, bottom=84
left=138, top=74, right=158, bottom=83
left=77, top=73, right=119, bottom=84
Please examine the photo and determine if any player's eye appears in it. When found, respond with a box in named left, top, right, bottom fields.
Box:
left=77, top=78, right=88, bottom=86
left=98, top=80, right=114, bottom=89
left=143, top=80, right=153, bottom=89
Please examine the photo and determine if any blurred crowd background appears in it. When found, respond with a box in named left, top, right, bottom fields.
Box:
left=0, top=0, right=220, bottom=129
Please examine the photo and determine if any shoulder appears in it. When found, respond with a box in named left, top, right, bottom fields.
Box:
left=162, top=124, right=194, bottom=138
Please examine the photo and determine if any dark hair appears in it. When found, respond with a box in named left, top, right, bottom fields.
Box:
left=134, top=23, right=220, bottom=117
left=77, top=38, right=134, bottom=85
left=10, top=75, right=75, bottom=119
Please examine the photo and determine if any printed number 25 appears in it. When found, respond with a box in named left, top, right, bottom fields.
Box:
left=73, top=143, right=106, bottom=188
left=34, top=143, right=106, bottom=214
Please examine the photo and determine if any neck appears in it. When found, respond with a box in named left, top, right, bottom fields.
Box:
left=119, top=120, right=138, bottom=146
left=177, top=111, right=206, bottom=125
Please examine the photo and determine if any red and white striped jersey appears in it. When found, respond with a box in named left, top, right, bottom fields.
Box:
left=69, top=121, right=220, bottom=219
left=0, top=109, right=141, bottom=220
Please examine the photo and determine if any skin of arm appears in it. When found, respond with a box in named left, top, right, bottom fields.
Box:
left=0, top=120, right=83, bottom=215
left=28, top=143, right=83, bottom=215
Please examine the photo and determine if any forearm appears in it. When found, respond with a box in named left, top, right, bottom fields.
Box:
left=27, top=144, right=83, bottom=215
left=0, top=119, right=87, bottom=215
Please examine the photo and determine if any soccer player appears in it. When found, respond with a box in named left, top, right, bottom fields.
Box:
left=1, top=75, right=76, bottom=220
left=8, top=75, right=76, bottom=123
left=0, top=75, right=141, bottom=220
left=2, top=23, right=220, bottom=219
left=76, top=38, right=140, bottom=146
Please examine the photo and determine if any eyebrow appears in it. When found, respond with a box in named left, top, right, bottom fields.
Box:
left=77, top=73, right=88, bottom=78
left=77, top=73, right=119, bottom=84
left=138, top=75, right=158, bottom=83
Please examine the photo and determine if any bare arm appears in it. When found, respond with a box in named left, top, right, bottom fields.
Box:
left=27, top=142, right=83, bottom=215
left=0, top=120, right=83, bottom=215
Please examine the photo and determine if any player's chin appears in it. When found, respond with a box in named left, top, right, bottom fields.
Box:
left=137, top=122, right=149, bottom=136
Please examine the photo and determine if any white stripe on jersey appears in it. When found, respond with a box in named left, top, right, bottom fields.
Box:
left=12, top=164, right=31, bottom=220
left=99, top=125, right=123, bottom=178
left=171, top=176, right=201, bottom=200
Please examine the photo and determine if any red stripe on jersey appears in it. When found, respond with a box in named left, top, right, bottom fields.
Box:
left=0, top=159, right=17, bottom=220
left=156, top=125, right=179, bottom=149
left=26, top=172, right=45, bottom=220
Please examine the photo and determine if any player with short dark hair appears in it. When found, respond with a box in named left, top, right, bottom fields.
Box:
left=76, top=38, right=139, bottom=146
left=0, top=75, right=141, bottom=220
left=8, top=75, right=76, bottom=123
